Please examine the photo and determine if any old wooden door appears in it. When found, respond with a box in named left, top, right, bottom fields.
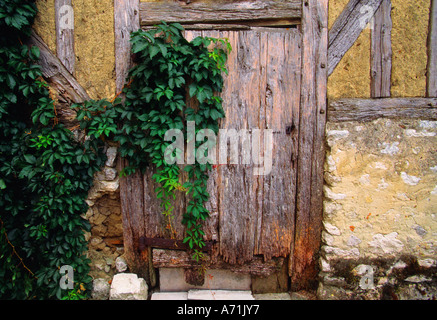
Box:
left=116, top=0, right=328, bottom=291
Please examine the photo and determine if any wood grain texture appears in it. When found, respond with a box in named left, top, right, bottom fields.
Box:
left=152, top=249, right=284, bottom=277
left=139, top=0, right=302, bottom=26
left=328, top=0, right=384, bottom=76
left=328, top=98, right=437, bottom=122
left=428, top=0, right=437, bottom=97
left=291, top=0, right=328, bottom=291
left=371, top=0, right=392, bottom=98
left=114, top=0, right=140, bottom=92
left=55, top=0, right=75, bottom=74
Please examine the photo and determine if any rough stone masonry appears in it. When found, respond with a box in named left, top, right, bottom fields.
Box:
left=319, top=118, right=437, bottom=299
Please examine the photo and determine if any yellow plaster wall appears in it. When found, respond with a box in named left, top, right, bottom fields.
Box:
left=328, top=0, right=431, bottom=99
left=34, top=0, right=56, bottom=53
left=34, top=0, right=116, bottom=100
left=391, top=0, right=430, bottom=97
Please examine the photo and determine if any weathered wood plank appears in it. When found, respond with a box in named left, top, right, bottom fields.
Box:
left=328, top=0, right=384, bottom=76
left=427, top=0, right=437, bottom=97
left=118, top=159, right=156, bottom=286
left=142, top=164, right=187, bottom=240
left=55, top=0, right=75, bottom=74
left=212, top=29, right=301, bottom=265
left=328, top=98, right=437, bottom=122
left=291, top=0, right=328, bottom=291
left=371, top=0, right=392, bottom=98
left=139, top=0, right=302, bottom=26
left=28, top=31, right=89, bottom=102
left=114, top=0, right=140, bottom=92
left=216, top=30, right=258, bottom=265
left=257, top=30, right=300, bottom=261
left=152, top=249, right=284, bottom=277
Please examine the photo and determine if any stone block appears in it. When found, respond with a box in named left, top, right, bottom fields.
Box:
left=151, top=292, right=188, bottom=300
left=109, top=273, right=148, bottom=300
left=91, top=278, right=110, bottom=300
left=115, top=256, right=128, bottom=273
left=253, top=293, right=291, bottom=300
left=188, top=290, right=254, bottom=300
left=105, top=147, right=118, bottom=167
left=159, top=268, right=251, bottom=292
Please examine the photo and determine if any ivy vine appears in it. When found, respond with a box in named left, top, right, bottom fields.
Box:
left=0, top=0, right=229, bottom=300
left=115, top=22, right=231, bottom=261
left=0, top=0, right=106, bottom=299
left=73, top=22, right=230, bottom=262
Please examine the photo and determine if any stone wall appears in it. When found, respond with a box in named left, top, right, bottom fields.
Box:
left=83, top=144, right=125, bottom=281
left=319, top=119, right=437, bottom=299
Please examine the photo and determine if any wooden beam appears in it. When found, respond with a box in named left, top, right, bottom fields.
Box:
left=55, top=0, right=75, bottom=74
left=328, top=0, right=384, bottom=76
left=427, top=0, right=437, bottom=97
left=152, top=249, right=284, bottom=277
left=291, top=0, right=328, bottom=291
left=28, top=30, right=89, bottom=103
left=114, top=0, right=140, bottom=92
left=370, top=0, right=392, bottom=98
left=139, top=0, right=302, bottom=26
left=328, top=98, right=437, bottom=122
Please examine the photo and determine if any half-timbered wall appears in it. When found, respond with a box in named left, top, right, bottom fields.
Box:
left=30, top=0, right=437, bottom=299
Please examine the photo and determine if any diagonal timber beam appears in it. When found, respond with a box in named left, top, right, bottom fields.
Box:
left=28, top=30, right=90, bottom=103
left=328, top=0, right=384, bottom=76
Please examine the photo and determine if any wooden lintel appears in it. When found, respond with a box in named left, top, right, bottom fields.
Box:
left=328, top=98, right=437, bottom=122
left=152, top=249, right=284, bottom=277
left=139, top=0, right=302, bottom=26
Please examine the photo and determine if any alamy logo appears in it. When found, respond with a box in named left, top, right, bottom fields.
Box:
left=59, top=265, right=74, bottom=290
left=357, top=265, right=375, bottom=290
left=164, top=121, right=274, bottom=176
left=58, top=4, right=74, bottom=31
left=359, top=4, right=376, bottom=31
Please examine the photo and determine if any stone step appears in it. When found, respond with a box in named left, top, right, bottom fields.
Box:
left=151, top=292, right=188, bottom=300
left=150, top=290, right=307, bottom=301
left=187, top=289, right=255, bottom=300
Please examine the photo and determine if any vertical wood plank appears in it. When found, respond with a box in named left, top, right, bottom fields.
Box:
left=291, top=0, right=328, bottom=291
left=371, top=0, right=392, bottom=98
left=217, top=30, right=258, bottom=265
left=55, top=0, right=75, bottom=74
left=258, top=30, right=301, bottom=261
left=118, top=159, right=155, bottom=285
left=114, top=0, right=140, bottom=92
left=428, top=0, right=437, bottom=97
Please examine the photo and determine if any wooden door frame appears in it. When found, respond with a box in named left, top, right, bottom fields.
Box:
left=114, top=0, right=328, bottom=291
